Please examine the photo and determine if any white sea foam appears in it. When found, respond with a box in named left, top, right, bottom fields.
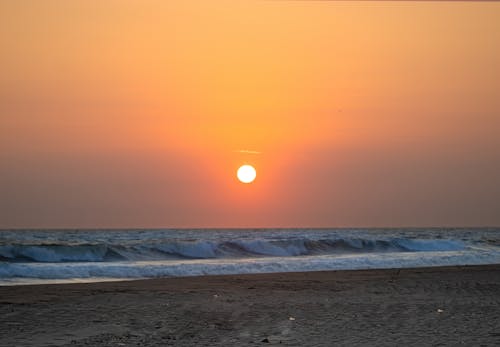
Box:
left=0, top=228, right=499, bottom=285
left=1, top=249, right=499, bottom=285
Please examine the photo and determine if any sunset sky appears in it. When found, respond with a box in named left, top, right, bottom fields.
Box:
left=1, top=1, right=499, bottom=228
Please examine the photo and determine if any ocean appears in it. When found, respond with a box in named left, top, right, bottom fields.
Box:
left=1, top=228, right=499, bottom=286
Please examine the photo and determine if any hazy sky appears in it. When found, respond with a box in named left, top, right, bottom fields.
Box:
left=1, top=1, right=499, bottom=228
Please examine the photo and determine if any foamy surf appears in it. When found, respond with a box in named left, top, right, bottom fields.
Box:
left=1, top=228, right=499, bottom=285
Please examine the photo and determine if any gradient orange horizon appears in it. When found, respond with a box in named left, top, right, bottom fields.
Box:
left=1, top=1, right=499, bottom=228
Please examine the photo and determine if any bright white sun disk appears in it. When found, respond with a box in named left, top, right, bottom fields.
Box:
left=237, top=165, right=256, bottom=183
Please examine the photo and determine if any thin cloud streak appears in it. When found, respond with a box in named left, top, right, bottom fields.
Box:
left=233, top=150, right=262, bottom=155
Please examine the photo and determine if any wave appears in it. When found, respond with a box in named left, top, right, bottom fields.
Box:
left=0, top=238, right=468, bottom=263
left=2, top=249, right=500, bottom=282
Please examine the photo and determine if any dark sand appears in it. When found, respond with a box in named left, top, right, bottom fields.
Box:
left=1, top=265, right=500, bottom=346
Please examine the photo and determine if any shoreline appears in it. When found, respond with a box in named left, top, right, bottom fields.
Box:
left=1, top=264, right=500, bottom=346
left=1, top=262, right=500, bottom=288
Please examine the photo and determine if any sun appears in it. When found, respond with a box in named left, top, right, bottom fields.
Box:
left=237, top=165, right=256, bottom=184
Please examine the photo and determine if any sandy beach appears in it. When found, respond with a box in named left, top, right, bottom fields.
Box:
left=1, top=265, right=499, bottom=346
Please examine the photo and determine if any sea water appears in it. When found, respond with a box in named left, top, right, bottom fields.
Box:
left=1, top=228, right=499, bottom=285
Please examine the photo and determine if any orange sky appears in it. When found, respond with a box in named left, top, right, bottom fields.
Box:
left=1, top=1, right=499, bottom=228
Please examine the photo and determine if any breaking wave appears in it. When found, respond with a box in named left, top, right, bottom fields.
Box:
left=0, top=238, right=467, bottom=263
left=1, top=229, right=499, bottom=284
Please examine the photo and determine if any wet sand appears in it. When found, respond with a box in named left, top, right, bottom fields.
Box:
left=1, top=265, right=500, bottom=346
